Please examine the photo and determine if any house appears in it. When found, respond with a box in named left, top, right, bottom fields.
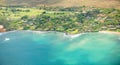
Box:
left=0, top=25, right=6, bottom=32
left=0, top=25, right=3, bottom=29
left=109, top=28, right=117, bottom=31
left=116, top=25, right=120, bottom=29
left=101, top=26, right=107, bottom=30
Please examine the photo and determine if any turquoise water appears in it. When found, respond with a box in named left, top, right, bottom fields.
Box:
left=0, top=31, right=120, bottom=65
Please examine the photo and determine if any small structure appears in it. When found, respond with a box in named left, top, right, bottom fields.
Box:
left=116, top=25, right=120, bottom=29
left=109, top=28, right=117, bottom=31
left=101, top=26, right=107, bottom=30
left=108, top=25, right=114, bottom=28
left=0, top=25, right=6, bottom=32
left=0, top=25, right=3, bottom=29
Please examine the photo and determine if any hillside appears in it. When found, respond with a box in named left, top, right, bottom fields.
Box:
left=1, top=0, right=120, bottom=8
left=0, top=7, right=120, bottom=33
left=1, top=0, right=63, bottom=6
left=55, top=0, right=120, bottom=9
left=0, top=0, right=120, bottom=8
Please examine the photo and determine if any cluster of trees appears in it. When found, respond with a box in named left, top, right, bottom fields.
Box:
left=0, top=6, right=120, bottom=33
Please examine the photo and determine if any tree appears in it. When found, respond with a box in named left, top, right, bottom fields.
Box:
left=21, top=15, right=28, bottom=20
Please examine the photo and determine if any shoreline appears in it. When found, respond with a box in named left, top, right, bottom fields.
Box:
left=1, top=30, right=120, bottom=35
left=99, top=31, right=120, bottom=35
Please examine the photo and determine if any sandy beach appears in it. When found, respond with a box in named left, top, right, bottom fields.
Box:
left=99, top=31, right=120, bottom=35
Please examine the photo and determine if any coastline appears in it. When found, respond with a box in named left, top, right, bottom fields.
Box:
left=1, top=30, right=120, bottom=35
left=99, top=31, right=120, bottom=35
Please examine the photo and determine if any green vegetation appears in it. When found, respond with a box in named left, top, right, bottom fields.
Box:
left=0, top=6, right=120, bottom=34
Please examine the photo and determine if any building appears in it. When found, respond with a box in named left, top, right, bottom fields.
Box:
left=0, top=25, right=6, bottom=32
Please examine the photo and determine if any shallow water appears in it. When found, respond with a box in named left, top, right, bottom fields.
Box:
left=0, top=31, right=120, bottom=65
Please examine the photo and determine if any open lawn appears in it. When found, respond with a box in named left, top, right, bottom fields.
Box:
left=0, top=7, right=44, bottom=19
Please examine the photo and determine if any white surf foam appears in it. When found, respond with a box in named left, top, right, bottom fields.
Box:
left=33, top=31, right=45, bottom=34
left=64, top=33, right=85, bottom=38
left=0, top=33, right=2, bottom=35
left=69, top=34, right=82, bottom=38
left=4, top=38, right=10, bottom=41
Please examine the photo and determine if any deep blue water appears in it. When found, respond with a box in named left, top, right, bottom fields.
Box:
left=0, top=31, right=120, bottom=65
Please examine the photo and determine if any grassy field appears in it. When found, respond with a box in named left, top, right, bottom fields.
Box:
left=0, top=7, right=76, bottom=19
left=0, top=7, right=44, bottom=19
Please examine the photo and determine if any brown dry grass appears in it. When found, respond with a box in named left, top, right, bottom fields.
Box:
left=53, top=0, right=120, bottom=9
left=2, top=0, right=120, bottom=9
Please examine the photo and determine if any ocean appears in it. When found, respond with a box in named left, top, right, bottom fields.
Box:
left=0, top=31, right=120, bottom=65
